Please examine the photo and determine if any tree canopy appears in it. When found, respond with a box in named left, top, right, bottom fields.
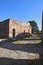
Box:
left=28, top=20, right=39, bottom=31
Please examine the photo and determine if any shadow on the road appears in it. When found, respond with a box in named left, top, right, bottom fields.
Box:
left=0, top=39, right=43, bottom=54
left=0, top=37, right=43, bottom=65
left=0, top=57, right=43, bottom=65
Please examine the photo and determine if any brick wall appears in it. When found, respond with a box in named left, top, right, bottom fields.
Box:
left=0, top=19, right=9, bottom=38
left=0, top=18, right=32, bottom=38
left=42, top=11, right=43, bottom=38
left=9, top=19, right=32, bottom=38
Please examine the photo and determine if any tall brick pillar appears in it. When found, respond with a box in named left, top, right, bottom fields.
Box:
left=42, top=11, right=43, bottom=45
left=42, top=11, right=43, bottom=38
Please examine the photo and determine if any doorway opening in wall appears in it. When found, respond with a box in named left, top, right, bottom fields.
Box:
left=13, top=29, right=15, bottom=38
left=28, top=29, right=30, bottom=33
left=24, top=30, right=25, bottom=33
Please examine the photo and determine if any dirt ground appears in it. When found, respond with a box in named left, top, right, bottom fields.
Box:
left=0, top=35, right=43, bottom=65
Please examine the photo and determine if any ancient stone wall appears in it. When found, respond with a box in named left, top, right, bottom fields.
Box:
left=0, top=18, right=32, bottom=38
left=9, top=19, right=32, bottom=38
left=0, top=19, right=9, bottom=38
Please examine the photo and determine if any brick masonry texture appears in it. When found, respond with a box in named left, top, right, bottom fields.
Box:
left=0, top=18, right=32, bottom=38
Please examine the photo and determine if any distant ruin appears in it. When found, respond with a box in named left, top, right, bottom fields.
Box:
left=0, top=18, right=32, bottom=38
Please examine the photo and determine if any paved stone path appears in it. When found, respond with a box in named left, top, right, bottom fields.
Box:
left=0, top=39, right=43, bottom=65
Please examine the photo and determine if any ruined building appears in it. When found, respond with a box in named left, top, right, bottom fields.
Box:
left=0, top=18, right=32, bottom=38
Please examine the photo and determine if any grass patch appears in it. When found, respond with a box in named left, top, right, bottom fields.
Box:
left=0, top=38, right=7, bottom=42
left=13, top=40, right=41, bottom=44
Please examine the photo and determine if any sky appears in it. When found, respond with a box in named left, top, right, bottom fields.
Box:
left=0, top=0, right=43, bottom=30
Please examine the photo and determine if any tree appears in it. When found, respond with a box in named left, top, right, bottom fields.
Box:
left=28, top=20, right=39, bottom=34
